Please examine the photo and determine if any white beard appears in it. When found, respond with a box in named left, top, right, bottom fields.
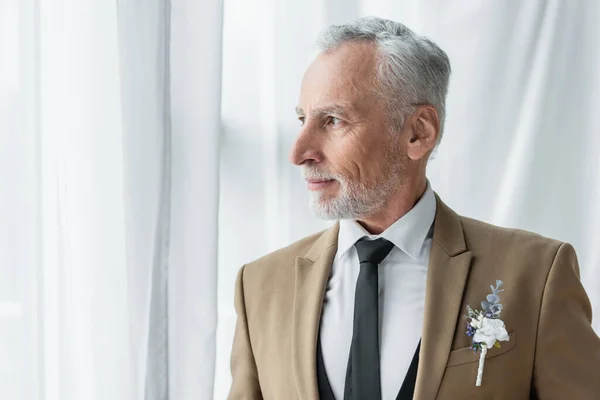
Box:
left=304, top=165, right=403, bottom=220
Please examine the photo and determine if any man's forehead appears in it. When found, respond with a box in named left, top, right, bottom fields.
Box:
left=296, top=82, right=375, bottom=117
left=298, top=45, right=377, bottom=114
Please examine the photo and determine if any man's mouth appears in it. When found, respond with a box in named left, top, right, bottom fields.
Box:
left=305, top=179, right=335, bottom=190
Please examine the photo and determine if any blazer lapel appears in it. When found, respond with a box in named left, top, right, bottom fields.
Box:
left=292, top=223, right=339, bottom=400
left=414, top=194, right=473, bottom=399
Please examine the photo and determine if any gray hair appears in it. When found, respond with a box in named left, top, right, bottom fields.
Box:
left=317, top=17, right=451, bottom=143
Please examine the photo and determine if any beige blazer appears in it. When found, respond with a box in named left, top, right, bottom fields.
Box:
left=228, top=195, right=600, bottom=399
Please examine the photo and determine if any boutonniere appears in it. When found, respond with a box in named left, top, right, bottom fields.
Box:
left=465, top=280, right=510, bottom=386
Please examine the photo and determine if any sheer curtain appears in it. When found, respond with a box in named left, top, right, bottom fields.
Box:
left=2, top=1, right=599, bottom=399
left=215, top=0, right=600, bottom=398
left=1, top=0, right=222, bottom=399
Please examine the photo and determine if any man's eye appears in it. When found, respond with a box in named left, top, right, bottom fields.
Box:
left=298, top=117, right=305, bottom=126
left=328, top=117, right=342, bottom=127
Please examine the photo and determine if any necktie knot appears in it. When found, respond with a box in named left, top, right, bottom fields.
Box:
left=354, top=237, right=394, bottom=265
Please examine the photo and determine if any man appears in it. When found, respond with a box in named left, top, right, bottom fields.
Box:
left=227, top=17, right=600, bottom=399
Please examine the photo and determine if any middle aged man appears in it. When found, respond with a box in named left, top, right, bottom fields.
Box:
left=227, top=17, right=600, bottom=399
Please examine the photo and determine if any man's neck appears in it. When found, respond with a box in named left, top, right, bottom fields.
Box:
left=356, top=177, right=428, bottom=235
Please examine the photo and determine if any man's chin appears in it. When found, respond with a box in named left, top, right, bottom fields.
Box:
left=309, top=206, right=342, bottom=221
left=308, top=195, right=352, bottom=220
left=308, top=189, right=386, bottom=220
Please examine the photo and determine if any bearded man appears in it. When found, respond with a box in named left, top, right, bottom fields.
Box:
left=227, top=16, right=600, bottom=400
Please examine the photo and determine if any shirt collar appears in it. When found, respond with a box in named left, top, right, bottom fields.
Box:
left=336, top=181, right=437, bottom=260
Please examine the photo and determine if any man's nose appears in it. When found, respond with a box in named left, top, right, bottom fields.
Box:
left=288, top=127, right=323, bottom=166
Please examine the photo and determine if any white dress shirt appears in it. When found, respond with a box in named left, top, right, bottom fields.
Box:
left=319, top=183, right=436, bottom=400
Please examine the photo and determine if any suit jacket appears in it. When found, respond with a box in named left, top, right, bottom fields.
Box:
left=228, top=194, right=600, bottom=399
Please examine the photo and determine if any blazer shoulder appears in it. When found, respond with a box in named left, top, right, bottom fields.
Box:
left=243, top=227, right=330, bottom=276
left=459, top=215, right=564, bottom=256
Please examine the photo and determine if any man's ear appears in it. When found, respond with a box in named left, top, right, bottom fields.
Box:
left=406, top=105, right=440, bottom=161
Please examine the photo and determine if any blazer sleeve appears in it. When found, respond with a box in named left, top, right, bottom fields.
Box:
left=227, top=265, right=263, bottom=400
left=533, top=242, right=600, bottom=398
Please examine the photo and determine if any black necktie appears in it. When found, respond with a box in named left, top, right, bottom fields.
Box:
left=344, top=238, right=394, bottom=400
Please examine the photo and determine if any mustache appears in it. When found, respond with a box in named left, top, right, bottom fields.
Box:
left=301, top=166, right=340, bottom=181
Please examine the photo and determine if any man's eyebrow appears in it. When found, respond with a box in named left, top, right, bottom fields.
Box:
left=295, top=104, right=352, bottom=118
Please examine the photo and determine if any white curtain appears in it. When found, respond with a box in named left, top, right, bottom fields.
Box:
left=1, top=0, right=222, bottom=399
left=215, top=0, right=600, bottom=398
left=2, top=0, right=599, bottom=399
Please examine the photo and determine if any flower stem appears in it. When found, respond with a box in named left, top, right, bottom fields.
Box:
left=476, top=344, right=488, bottom=386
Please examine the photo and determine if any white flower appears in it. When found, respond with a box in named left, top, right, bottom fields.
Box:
left=473, top=318, right=509, bottom=348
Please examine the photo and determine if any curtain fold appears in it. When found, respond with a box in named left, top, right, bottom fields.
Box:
left=117, top=1, right=172, bottom=399
left=168, top=0, right=223, bottom=398
left=37, top=1, right=131, bottom=399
